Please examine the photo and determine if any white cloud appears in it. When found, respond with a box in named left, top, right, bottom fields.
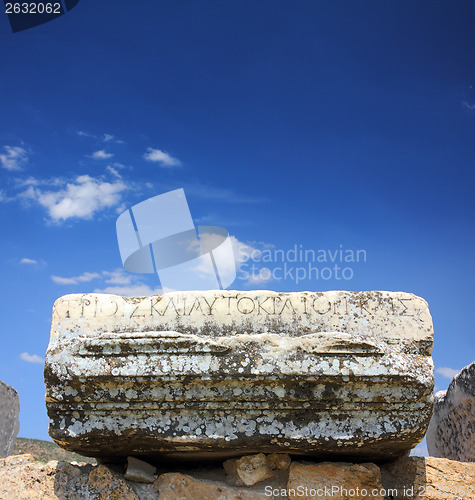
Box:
left=103, top=133, right=124, bottom=144
left=0, top=189, right=11, bottom=202
left=23, top=174, right=127, bottom=221
left=0, top=146, right=28, bottom=171
left=436, top=367, right=460, bottom=380
left=184, top=183, right=263, bottom=203
left=144, top=148, right=181, bottom=167
left=91, top=150, right=114, bottom=160
left=102, top=269, right=133, bottom=285
left=77, top=130, right=96, bottom=138
left=230, top=236, right=262, bottom=265
left=94, top=283, right=160, bottom=297
left=247, top=267, right=273, bottom=284
left=106, top=165, right=122, bottom=179
left=20, top=257, right=38, bottom=265
left=20, top=352, right=44, bottom=364
left=51, top=271, right=101, bottom=285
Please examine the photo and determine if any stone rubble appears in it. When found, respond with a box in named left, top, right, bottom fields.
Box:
left=1, top=452, right=474, bottom=500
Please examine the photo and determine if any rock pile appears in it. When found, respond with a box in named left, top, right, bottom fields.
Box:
left=1, top=452, right=474, bottom=499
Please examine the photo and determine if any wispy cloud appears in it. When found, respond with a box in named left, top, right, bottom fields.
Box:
left=77, top=130, right=96, bottom=138
left=20, top=352, right=44, bottom=364
left=0, top=145, right=28, bottom=171
left=0, top=189, right=13, bottom=203
left=436, top=367, right=460, bottom=380
left=144, top=148, right=181, bottom=167
left=91, top=150, right=114, bottom=160
left=184, top=182, right=264, bottom=204
left=102, top=268, right=133, bottom=285
left=103, top=133, right=124, bottom=144
left=22, top=174, right=128, bottom=221
left=20, top=257, right=38, bottom=265
left=106, top=165, right=122, bottom=179
left=94, top=283, right=160, bottom=296
left=51, top=271, right=101, bottom=285
left=462, top=101, right=475, bottom=111
left=246, top=267, right=273, bottom=285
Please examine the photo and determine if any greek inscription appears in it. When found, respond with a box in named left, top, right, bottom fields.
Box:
left=237, top=296, right=255, bottom=314
left=397, top=298, right=413, bottom=316
left=187, top=298, right=205, bottom=315
left=312, top=298, right=331, bottom=315
left=278, top=298, right=296, bottom=315
left=257, top=296, right=274, bottom=315
left=358, top=297, right=372, bottom=315
left=100, top=298, right=119, bottom=317
left=202, top=297, right=219, bottom=315
left=161, top=298, right=181, bottom=316
left=150, top=297, right=163, bottom=316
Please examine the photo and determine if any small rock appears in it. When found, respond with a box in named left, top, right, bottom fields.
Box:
left=156, top=472, right=271, bottom=499
left=267, top=453, right=291, bottom=471
left=224, top=453, right=275, bottom=486
left=125, top=456, right=157, bottom=483
left=287, top=461, right=383, bottom=500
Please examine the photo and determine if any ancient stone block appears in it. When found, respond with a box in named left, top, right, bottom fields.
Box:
left=44, top=290, right=434, bottom=461
left=426, top=361, right=474, bottom=462
left=0, top=380, right=20, bottom=458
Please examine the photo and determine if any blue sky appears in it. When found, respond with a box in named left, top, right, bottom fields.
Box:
left=0, top=1, right=474, bottom=449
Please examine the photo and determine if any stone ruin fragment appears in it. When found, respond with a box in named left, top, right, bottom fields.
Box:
left=44, top=290, right=434, bottom=462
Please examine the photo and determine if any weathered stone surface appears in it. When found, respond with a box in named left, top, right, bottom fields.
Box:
left=0, top=380, right=20, bottom=458
left=156, top=472, right=271, bottom=499
left=125, top=456, right=156, bottom=483
left=286, top=462, right=383, bottom=499
left=45, top=290, right=434, bottom=461
left=426, top=361, right=474, bottom=462
left=380, top=455, right=475, bottom=499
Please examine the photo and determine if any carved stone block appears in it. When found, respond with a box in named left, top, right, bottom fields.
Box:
left=44, top=290, right=434, bottom=461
